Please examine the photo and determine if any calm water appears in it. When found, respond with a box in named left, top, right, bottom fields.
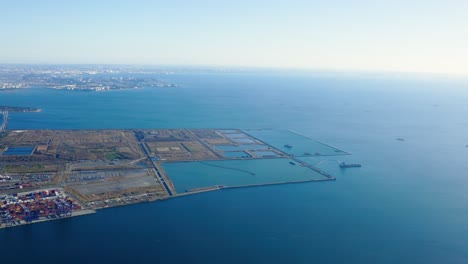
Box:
left=221, top=151, right=250, bottom=158
left=214, top=144, right=268, bottom=151
left=244, top=129, right=348, bottom=156
left=1, top=72, right=468, bottom=263
left=1, top=146, right=34, bottom=156
left=163, top=158, right=326, bottom=193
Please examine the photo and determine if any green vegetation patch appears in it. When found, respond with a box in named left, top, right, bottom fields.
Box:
left=105, top=152, right=125, bottom=160
left=3, top=164, right=45, bottom=173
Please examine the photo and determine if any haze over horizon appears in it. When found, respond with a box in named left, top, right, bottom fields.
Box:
left=2, top=0, right=468, bottom=76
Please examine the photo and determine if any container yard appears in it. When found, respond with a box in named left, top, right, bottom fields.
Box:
left=0, top=188, right=92, bottom=228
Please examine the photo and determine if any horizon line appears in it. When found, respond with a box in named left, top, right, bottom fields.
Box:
left=1, top=61, right=467, bottom=80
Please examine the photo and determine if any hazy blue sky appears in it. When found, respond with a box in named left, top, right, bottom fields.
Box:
left=1, top=0, right=467, bottom=75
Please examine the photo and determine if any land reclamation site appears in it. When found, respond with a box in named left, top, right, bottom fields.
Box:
left=0, top=109, right=356, bottom=229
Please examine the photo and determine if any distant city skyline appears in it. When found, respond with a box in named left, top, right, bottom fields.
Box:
left=1, top=0, right=468, bottom=76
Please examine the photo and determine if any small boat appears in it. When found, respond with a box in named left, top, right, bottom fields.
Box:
left=289, top=161, right=296, bottom=165
left=284, top=144, right=292, bottom=148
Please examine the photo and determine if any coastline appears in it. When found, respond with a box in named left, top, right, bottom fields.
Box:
left=0, top=209, right=96, bottom=230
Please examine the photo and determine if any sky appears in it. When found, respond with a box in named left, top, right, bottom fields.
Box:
left=1, top=0, right=468, bottom=75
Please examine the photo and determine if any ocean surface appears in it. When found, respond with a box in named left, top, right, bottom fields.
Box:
left=1, top=72, right=468, bottom=263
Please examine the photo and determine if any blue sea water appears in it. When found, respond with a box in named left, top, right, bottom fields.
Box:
left=1, top=72, right=468, bottom=263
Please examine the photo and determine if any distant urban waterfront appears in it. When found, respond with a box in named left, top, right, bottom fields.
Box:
left=1, top=72, right=468, bottom=263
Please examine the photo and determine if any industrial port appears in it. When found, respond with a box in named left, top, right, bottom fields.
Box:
left=0, top=111, right=357, bottom=229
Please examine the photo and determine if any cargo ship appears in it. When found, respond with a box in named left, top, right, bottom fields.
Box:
left=339, top=162, right=362, bottom=168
